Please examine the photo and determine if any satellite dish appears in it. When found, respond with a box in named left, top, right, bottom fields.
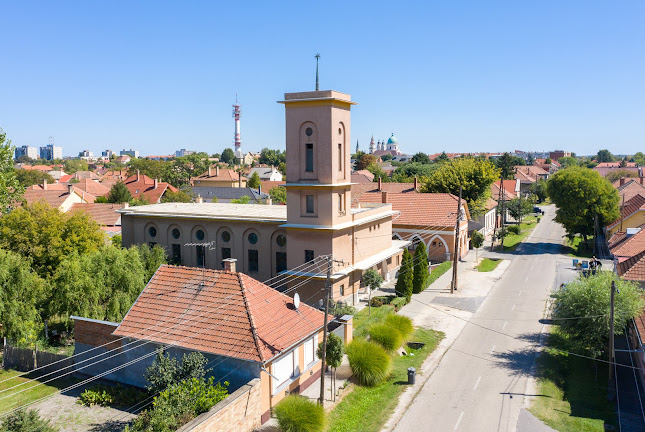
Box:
left=294, top=293, right=300, bottom=309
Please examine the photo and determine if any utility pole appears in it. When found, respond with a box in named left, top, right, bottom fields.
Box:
left=492, top=179, right=503, bottom=249
left=593, top=213, right=598, bottom=257
left=451, top=185, right=462, bottom=294
left=319, top=256, right=332, bottom=405
left=500, top=180, right=506, bottom=252
left=609, top=280, right=616, bottom=384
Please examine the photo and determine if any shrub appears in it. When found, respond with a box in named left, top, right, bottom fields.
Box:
left=77, top=384, right=146, bottom=407
left=274, top=395, right=326, bottom=432
left=346, top=338, right=392, bottom=386
left=395, top=250, right=414, bottom=301
left=0, top=409, right=57, bottom=432
left=391, top=297, right=408, bottom=311
left=507, top=225, right=520, bottom=235
left=412, top=244, right=429, bottom=294
left=145, top=350, right=211, bottom=395
left=385, top=314, right=414, bottom=338
left=330, top=301, right=357, bottom=317
left=369, top=324, right=404, bottom=351
left=78, top=387, right=114, bottom=407
left=370, top=297, right=383, bottom=307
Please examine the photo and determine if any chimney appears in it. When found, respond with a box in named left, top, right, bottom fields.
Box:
left=208, top=166, right=212, bottom=176
left=195, top=195, right=203, bottom=204
left=239, top=171, right=242, bottom=188
left=414, top=176, right=418, bottom=191
left=154, top=178, right=158, bottom=189
left=620, top=178, right=625, bottom=186
left=378, top=176, right=382, bottom=191
left=382, top=191, right=388, bottom=204
left=222, top=258, right=237, bottom=273
left=266, top=197, right=272, bottom=205
left=216, top=166, right=220, bottom=176
left=641, top=177, right=644, bottom=185
left=68, top=184, right=74, bottom=195
left=123, top=202, right=129, bottom=208
left=43, top=180, right=48, bottom=190
left=137, top=170, right=140, bottom=182
left=258, top=184, right=262, bottom=195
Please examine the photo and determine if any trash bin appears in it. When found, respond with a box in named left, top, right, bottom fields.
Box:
left=407, top=367, right=416, bottom=385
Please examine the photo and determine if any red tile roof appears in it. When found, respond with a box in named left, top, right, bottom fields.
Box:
left=356, top=192, right=469, bottom=227
left=23, top=187, right=95, bottom=209
left=612, top=180, right=645, bottom=203
left=193, top=168, right=246, bottom=183
left=123, top=173, right=178, bottom=203
left=351, top=182, right=418, bottom=196
left=71, top=179, right=111, bottom=197
left=70, top=203, right=124, bottom=226
left=620, top=253, right=645, bottom=281
left=634, top=308, right=645, bottom=345
left=597, top=162, right=638, bottom=168
left=491, top=182, right=516, bottom=201
left=514, top=165, right=548, bottom=183
left=259, top=181, right=285, bottom=192
left=113, top=265, right=325, bottom=363
left=610, top=228, right=645, bottom=262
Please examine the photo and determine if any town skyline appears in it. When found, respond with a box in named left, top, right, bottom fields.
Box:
left=1, top=1, right=644, bottom=157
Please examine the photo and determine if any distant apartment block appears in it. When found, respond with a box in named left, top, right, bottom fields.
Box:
left=79, top=150, right=93, bottom=157
left=175, top=149, right=195, bottom=157
left=14, top=145, right=38, bottom=160
left=40, top=144, right=63, bottom=161
left=120, top=149, right=139, bottom=158
left=549, top=150, right=571, bottom=160
left=102, top=149, right=113, bottom=158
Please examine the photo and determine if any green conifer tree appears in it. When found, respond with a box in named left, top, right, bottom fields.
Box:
left=395, top=249, right=414, bottom=302
left=412, top=244, right=429, bottom=294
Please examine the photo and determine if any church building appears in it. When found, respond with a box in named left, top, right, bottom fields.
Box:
left=119, top=88, right=408, bottom=305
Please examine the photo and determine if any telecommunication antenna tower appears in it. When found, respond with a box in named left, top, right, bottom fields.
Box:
left=232, top=96, right=242, bottom=155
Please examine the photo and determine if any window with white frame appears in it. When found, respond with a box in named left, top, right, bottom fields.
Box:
left=272, top=350, right=299, bottom=393
left=304, top=337, right=314, bottom=366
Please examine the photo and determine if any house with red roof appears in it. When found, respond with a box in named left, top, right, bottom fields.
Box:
left=70, top=203, right=125, bottom=236
left=606, top=194, right=645, bottom=237
left=23, top=181, right=95, bottom=212
left=123, top=171, right=178, bottom=203
left=72, top=262, right=332, bottom=424
left=192, top=166, right=247, bottom=188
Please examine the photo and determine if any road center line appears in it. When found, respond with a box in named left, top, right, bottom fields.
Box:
left=491, top=345, right=496, bottom=354
left=454, top=411, right=464, bottom=430
left=502, top=321, right=508, bottom=330
left=473, top=376, right=481, bottom=391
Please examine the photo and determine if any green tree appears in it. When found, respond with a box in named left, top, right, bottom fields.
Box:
left=526, top=154, right=535, bottom=165
left=412, top=244, right=430, bottom=294
left=633, top=152, right=645, bottom=166
left=0, top=129, right=23, bottom=213
left=127, top=158, right=167, bottom=181
left=259, top=148, right=286, bottom=166
left=471, top=230, right=484, bottom=260
left=552, top=272, right=643, bottom=356
left=423, top=157, right=499, bottom=217
left=134, top=243, right=168, bottom=281
left=362, top=269, right=383, bottom=316
left=355, top=153, right=377, bottom=170
left=410, top=152, right=430, bottom=164
left=0, top=409, right=57, bottom=432
left=547, top=167, right=619, bottom=240
left=160, top=189, right=193, bottom=203
left=269, top=186, right=286, bottom=204
left=606, top=169, right=639, bottom=183
left=106, top=180, right=133, bottom=204
left=0, top=201, right=105, bottom=277
left=391, top=162, right=438, bottom=183
left=230, top=195, right=250, bottom=204
left=530, top=179, right=548, bottom=203
left=395, top=250, right=414, bottom=302
left=220, top=148, right=235, bottom=165
left=435, top=152, right=450, bottom=163
left=0, top=249, right=47, bottom=345
left=247, top=171, right=261, bottom=189
left=14, top=169, right=55, bottom=188
left=596, top=149, right=615, bottom=163
left=496, top=153, right=520, bottom=179
left=145, top=350, right=212, bottom=395
left=317, top=333, right=344, bottom=401
left=507, top=197, right=532, bottom=226
left=380, top=153, right=393, bottom=162
left=556, top=156, right=577, bottom=168
left=63, top=159, right=89, bottom=174
left=367, top=163, right=390, bottom=182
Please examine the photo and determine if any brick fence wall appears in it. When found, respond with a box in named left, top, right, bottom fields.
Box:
left=178, top=378, right=262, bottom=432
left=73, top=317, right=122, bottom=351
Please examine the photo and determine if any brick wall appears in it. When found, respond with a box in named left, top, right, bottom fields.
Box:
left=73, top=318, right=122, bottom=351
left=178, top=378, right=262, bottom=432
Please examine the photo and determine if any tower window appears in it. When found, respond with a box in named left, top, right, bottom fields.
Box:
left=305, top=250, right=314, bottom=263
left=248, top=249, right=259, bottom=272
left=171, top=244, right=181, bottom=264
left=305, top=144, right=314, bottom=172
left=306, top=195, right=314, bottom=214
left=196, top=245, right=206, bottom=268
left=338, top=144, right=342, bottom=172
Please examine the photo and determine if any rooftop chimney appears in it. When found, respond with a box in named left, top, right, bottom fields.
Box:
left=195, top=195, right=203, bottom=204
left=414, top=176, right=418, bottom=191
left=137, top=170, right=140, bottom=182
left=641, top=177, right=644, bottom=186
left=43, top=180, right=48, bottom=190
left=382, top=191, right=388, bottom=204
left=258, top=185, right=262, bottom=195
left=208, top=166, right=212, bottom=176
left=266, top=197, right=272, bottom=205
left=239, top=171, right=242, bottom=188
left=222, top=258, right=237, bottom=273
left=620, top=178, right=625, bottom=186
left=378, top=177, right=382, bottom=191
left=154, top=178, right=158, bottom=189
left=123, top=202, right=129, bottom=208
left=68, top=184, right=74, bottom=195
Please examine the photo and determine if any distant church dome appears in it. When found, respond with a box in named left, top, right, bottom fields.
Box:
left=387, top=134, right=398, bottom=144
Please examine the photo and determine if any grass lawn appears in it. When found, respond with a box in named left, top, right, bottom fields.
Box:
left=327, top=328, right=444, bottom=432
left=0, top=369, right=77, bottom=415
left=529, top=329, right=616, bottom=432
left=563, top=235, right=594, bottom=258
left=353, top=305, right=396, bottom=339
left=476, top=258, right=502, bottom=272
left=425, top=261, right=452, bottom=288
left=502, top=218, right=538, bottom=251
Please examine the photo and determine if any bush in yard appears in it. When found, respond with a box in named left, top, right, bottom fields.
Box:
left=412, top=244, right=430, bottom=294
left=391, top=297, right=408, bottom=310
left=274, top=395, right=326, bottom=432
left=77, top=384, right=146, bottom=407
left=370, top=297, right=383, bottom=307
left=78, top=386, right=114, bottom=406
left=507, top=225, right=520, bottom=235
left=346, top=338, right=392, bottom=386
left=395, top=249, right=414, bottom=302
left=385, top=314, right=414, bottom=338
left=0, top=409, right=57, bottom=432
left=145, top=350, right=212, bottom=395
left=471, top=230, right=484, bottom=249
left=369, top=323, right=404, bottom=351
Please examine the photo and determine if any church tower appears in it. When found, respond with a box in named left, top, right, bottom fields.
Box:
left=278, top=90, right=356, bottom=267
left=369, top=136, right=375, bottom=154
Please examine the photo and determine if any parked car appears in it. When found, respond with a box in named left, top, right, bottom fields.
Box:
left=533, top=206, right=544, bottom=215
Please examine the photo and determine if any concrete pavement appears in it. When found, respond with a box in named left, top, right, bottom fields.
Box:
left=388, top=205, right=574, bottom=432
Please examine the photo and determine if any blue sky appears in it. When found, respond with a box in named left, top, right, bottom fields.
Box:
left=1, top=1, right=643, bottom=157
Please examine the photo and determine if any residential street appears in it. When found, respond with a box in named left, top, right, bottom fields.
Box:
left=391, top=205, right=570, bottom=432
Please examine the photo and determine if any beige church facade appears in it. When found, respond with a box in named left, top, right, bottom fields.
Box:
left=120, top=89, right=407, bottom=305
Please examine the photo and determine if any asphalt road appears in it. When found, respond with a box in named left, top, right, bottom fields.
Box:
left=393, top=205, right=566, bottom=432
